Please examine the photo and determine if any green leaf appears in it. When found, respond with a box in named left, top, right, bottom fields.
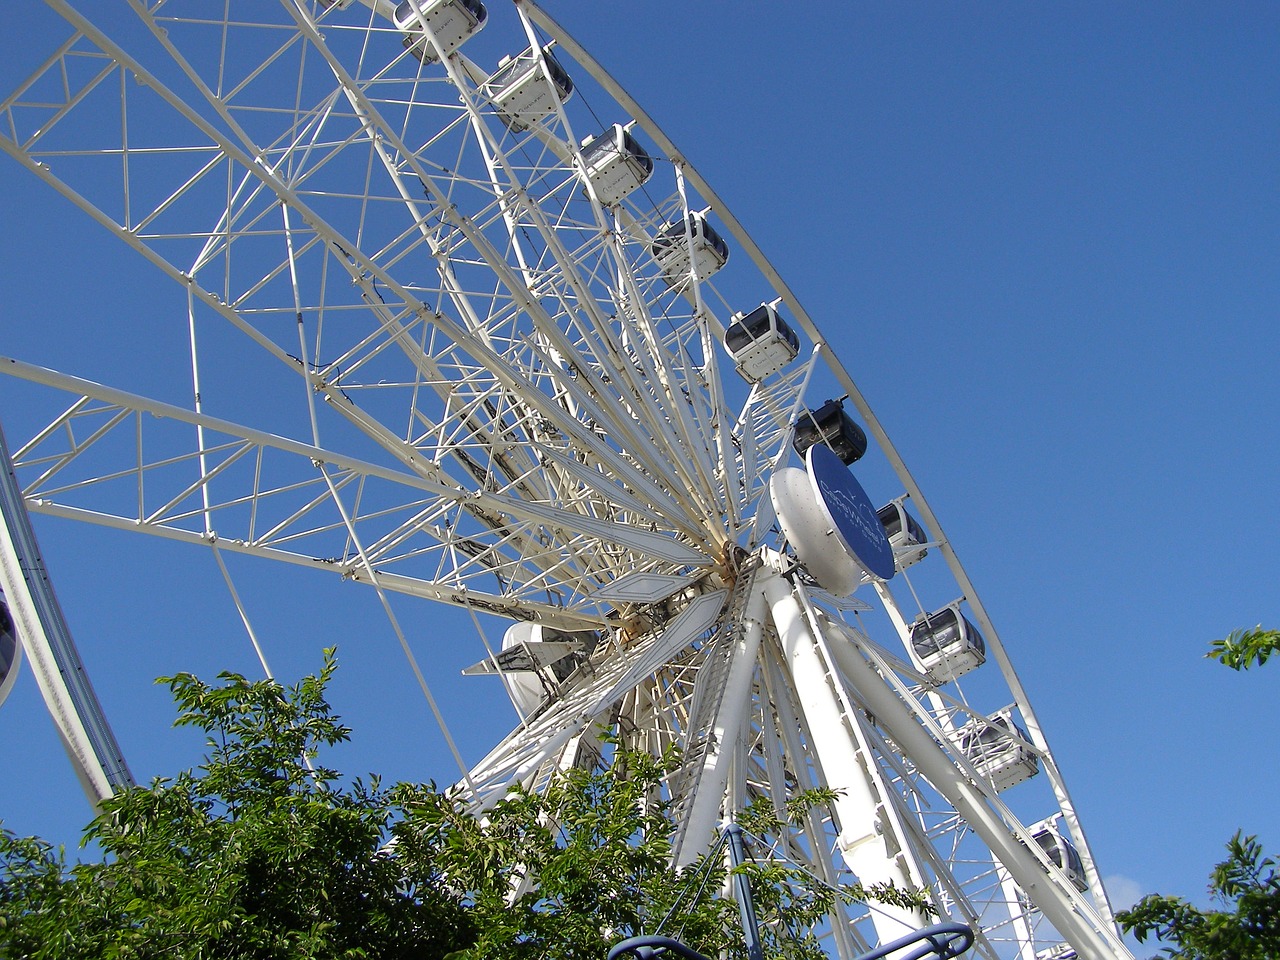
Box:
left=1206, top=626, right=1280, bottom=671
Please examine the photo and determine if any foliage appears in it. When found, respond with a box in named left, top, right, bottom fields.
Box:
left=737, top=789, right=932, bottom=928
left=0, top=652, right=903, bottom=960
left=1120, top=626, right=1280, bottom=958
left=0, top=650, right=473, bottom=959
left=1118, top=833, right=1280, bottom=960
left=1206, top=626, right=1280, bottom=671
left=392, top=746, right=746, bottom=960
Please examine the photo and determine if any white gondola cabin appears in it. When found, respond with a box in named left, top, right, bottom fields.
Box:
left=724, top=301, right=801, bottom=382
left=0, top=590, right=18, bottom=709
left=461, top=621, right=596, bottom=715
left=1031, top=821, right=1089, bottom=892
left=1036, top=945, right=1078, bottom=960
left=792, top=399, right=868, bottom=465
left=955, top=708, right=1039, bottom=792
left=910, top=603, right=985, bottom=682
left=394, top=0, right=486, bottom=64
left=650, top=212, right=729, bottom=283
left=484, top=48, right=573, bottom=132
left=581, top=124, right=653, bottom=205
left=877, top=499, right=929, bottom=568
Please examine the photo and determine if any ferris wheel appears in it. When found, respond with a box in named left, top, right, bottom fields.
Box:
left=0, top=3, right=1133, bottom=959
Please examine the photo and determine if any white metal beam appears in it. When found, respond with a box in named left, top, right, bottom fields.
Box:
left=763, top=568, right=926, bottom=947
left=0, top=421, right=132, bottom=805
left=822, top=625, right=1131, bottom=960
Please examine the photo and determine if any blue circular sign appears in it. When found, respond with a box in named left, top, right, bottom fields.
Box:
left=807, top=444, right=896, bottom=581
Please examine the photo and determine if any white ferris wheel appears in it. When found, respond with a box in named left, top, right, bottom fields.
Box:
left=0, top=3, right=1133, bottom=960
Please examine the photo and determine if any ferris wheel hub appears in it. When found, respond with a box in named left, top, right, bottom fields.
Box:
left=769, top=444, right=896, bottom=594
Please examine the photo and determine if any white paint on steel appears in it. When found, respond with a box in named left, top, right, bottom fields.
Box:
left=763, top=571, right=924, bottom=947
left=0, top=5, right=1132, bottom=957
left=822, top=625, right=1131, bottom=960
left=0, top=423, right=132, bottom=803
left=672, top=573, right=768, bottom=866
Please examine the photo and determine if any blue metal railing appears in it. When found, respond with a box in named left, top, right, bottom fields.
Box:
left=608, top=922, right=974, bottom=960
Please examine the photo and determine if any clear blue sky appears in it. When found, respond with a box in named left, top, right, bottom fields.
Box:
left=1, top=0, right=1276, bottom=939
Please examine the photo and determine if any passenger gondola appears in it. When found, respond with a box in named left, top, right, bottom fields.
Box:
left=650, top=211, right=729, bottom=283
left=485, top=47, right=573, bottom=131
left=955, top=709, right=1039, bottom=792
left=394, top=0, right=487, bottom=64
left=791, top=399, right=868, bottom=465
left=909, top=603, right=985, bottom=681
left=723, top=301, right=801, bottom=382
left=581, top=124, right=654, bottom=205
left=877, top=499, right=929, bottom=568
left=1031, top=821, right=1089, bottom=892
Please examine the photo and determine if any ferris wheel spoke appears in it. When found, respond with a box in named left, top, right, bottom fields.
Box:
left=3, top=81, right=698, bottom=556
left=406, top=23, right=729, bottom=513
left=1, top=359, right=712, bottom=622
left=734, top=357, right=823, bottom=520
left=464, top=587, right=727, bottom=807
left=5, top=4, right=732, bottom=541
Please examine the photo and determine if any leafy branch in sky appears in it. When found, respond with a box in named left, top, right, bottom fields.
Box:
left=1206, top=626, right=1280, bottom=671
left=1117, top=831, right=1280, bottom=960
left=1116, top=625, right=1279, bottom=958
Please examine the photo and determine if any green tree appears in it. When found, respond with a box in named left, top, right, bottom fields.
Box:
left=0, top=652, right=911, bottom=960
left=1117, top=832, right=1280, bottom=960
left=1206, top=626, right=1280, bottom=671
left=0, top=651, right=474, bottom=959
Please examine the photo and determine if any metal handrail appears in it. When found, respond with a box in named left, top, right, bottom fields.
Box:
left=608, top=922, right=974, bottom=960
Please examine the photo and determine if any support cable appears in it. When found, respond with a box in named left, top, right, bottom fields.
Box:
left=209, top=542, right=274, bottom=681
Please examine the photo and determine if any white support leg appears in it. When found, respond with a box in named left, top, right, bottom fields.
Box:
left=822, top=628, right=1131, bottom=960
left=762, top=570, right=924, bottom=947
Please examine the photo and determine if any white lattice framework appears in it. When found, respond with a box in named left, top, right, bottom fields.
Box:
left=0, top=3, right=1133, bottom=959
